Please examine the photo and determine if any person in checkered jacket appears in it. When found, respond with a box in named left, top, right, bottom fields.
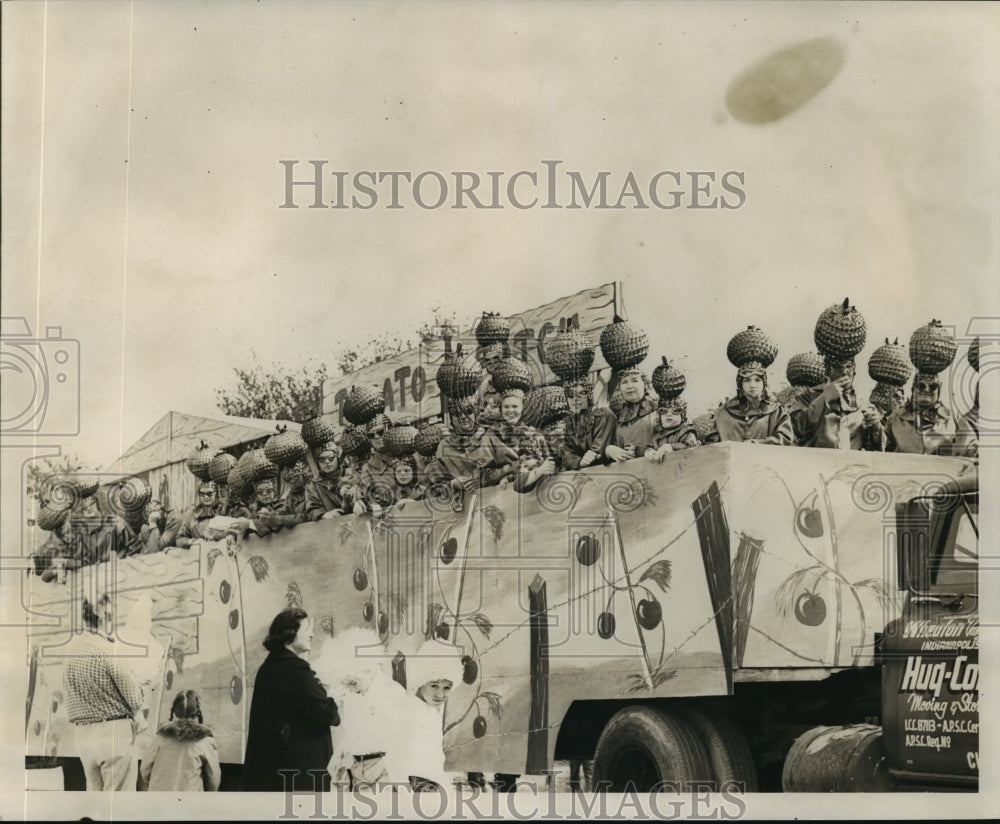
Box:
left=62, top=592, right=146, bottom=791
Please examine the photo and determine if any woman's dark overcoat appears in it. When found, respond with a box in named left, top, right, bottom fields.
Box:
left=242, top=647, right=340, bottom=791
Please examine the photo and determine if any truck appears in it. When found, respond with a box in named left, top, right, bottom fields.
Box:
left=23, top=443, right=978, bottom=792
left=783, top=469, right=979, bottom=791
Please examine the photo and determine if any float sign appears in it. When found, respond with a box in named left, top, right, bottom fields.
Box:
left=321, top=282, right=624, bottom=424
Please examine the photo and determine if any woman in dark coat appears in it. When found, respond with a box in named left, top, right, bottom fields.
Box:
left=242, top=608, right=340, bottom=792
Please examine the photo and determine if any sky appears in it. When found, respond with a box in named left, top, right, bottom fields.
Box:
left=2, top=1, right=997, bottom=471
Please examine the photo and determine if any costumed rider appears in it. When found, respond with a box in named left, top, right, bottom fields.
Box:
left=560, top=375, right=616, bottom=469
left=338, top=384, right=392, bottom=515
left=305, top=440, right=354, bottom=520
left=472, top=312, right=512, bottom=427
left=224, top=466, right=254, bottom=519
left=646, top=357, right=699, bottom=460
left=231, top=476, right=303, bottom=536
left=709, top=327, right=793, bottom=445
left=475, top=348, right=504, bottom=426
left=281, top=460, right=313, bottom=519
left=475, top=347, right=552, bottom=489
left=390, top=455, right=426, bottom=504
left=178, top=444, right=238, bottom=545
left=790, top=298, right=883, bottom=449
left=953, top=337, right=980, bottom=459
left=413, top=420, right=448, bottom=479
left=138, top=498, right=181, bottom=554
left=220, top=475, right=250, bottom=517
left=381, top=421, right=427, bottom=507
left=206, top=452, right=241, bottom=521
left=176, top=480, right=228, bottom=548
left=885, top=320, right=959, bottom=455
left=425, top=396, right=489, bottom=511
left=477, top=386, right=554, bottom=490
left=545, top=319, right=616, bottom=470
left=68, top=477, right=144, bottom=566
left=424, top=339, right=490, bottom=510
left=104, top=476, right=160, bottom=555
left=229, top=426, right=312, bottom=534
left=355, top=413, right=398, bottom=515
left=32, top=497, right=77, bottom=582
left=523, top=385, right=571, bottom=475
left=299, top=415, right=351, bottom=518
left=600, top=315, right=657, bottom=461
left=866, top=339, right=911, bottom=434
left=778, top=351, right=827, bottom=409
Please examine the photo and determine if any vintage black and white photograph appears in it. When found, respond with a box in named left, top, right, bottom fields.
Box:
left=1, top=1, right=996, bottom=820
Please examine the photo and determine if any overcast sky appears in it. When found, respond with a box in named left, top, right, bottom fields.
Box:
left=2, top=1, right=997, bottom=474
left=1, top=2, right=999, bottom=817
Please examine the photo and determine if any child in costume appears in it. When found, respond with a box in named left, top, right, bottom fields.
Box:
left=710, top=327, right=794, bottom=445
left=280, top=460, right=313, bottom=519
left=598, top=315, right=655, bottom=461
left=389, top=455, right=426, bottom=504
left=385, top=641, right=465, bottom=792
left=646, top=357, right=699, bottom=460
left=646, top=397, right=700, bottom=461
left=473, top=312, right=512, bottom=428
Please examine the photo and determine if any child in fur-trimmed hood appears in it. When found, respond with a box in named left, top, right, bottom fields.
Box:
left=140, top=690, right=221, bottom=791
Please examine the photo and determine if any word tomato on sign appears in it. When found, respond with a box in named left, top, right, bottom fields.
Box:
left=322, top=282, right=624, bottom=424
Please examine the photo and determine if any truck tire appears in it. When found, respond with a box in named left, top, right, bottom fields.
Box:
left=592, top=705, right=711, bottom=792
left=681, top=707, right=758, bottom=792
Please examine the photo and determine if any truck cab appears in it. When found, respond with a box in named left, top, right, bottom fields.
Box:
left=881, top=473, right=979, bottom=788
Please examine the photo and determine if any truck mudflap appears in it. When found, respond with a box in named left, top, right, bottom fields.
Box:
left=881, top=615, right=979, bottom=785
left=23, top=445, right=971, bottom=777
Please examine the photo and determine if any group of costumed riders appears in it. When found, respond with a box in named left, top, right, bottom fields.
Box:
left=31, top=299, right=980, bottom=579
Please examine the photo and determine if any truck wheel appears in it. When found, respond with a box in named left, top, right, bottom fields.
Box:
left=592, top=706, right=711, bottom=792
left=681, top=707, right=758, bottom=792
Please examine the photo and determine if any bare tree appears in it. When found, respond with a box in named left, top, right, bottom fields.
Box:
left=215, top=351, right=329, bottom=421
left=215, top=307, right=459, bottom=420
